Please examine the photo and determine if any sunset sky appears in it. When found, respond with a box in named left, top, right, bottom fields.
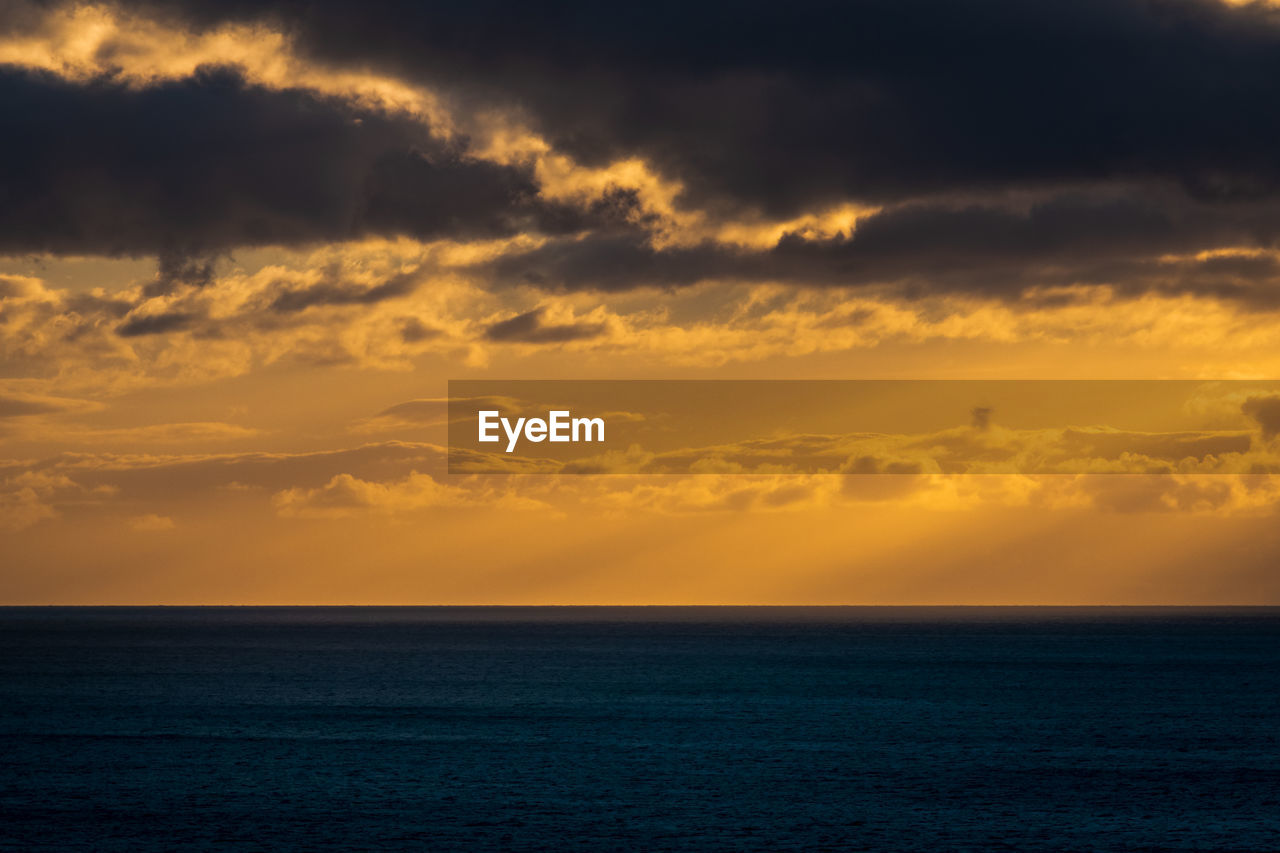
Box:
left=5, top=0, right=1280, bottom=603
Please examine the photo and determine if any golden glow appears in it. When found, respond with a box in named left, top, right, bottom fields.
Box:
left=4, top=3, right=1280, bottom=605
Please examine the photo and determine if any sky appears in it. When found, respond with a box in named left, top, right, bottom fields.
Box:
left=4, top=0, right=1280, bottom=604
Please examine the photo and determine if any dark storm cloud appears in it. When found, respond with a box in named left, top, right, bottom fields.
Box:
left=0, top=66, right=573, bottom=257
left=132, top=0, right=1280, bottom=215
left=486, top=189, right=1280, bottom=300
left=483, top=308, right=607, bottom=343
left=13, top=0, right=1280, bottom=304
left=472, top=182, right=1280, bottom=303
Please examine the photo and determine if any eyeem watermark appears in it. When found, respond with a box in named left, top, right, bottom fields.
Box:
left=478, top=410, right=605, bottom=453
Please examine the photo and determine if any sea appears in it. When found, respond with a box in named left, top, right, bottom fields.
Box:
left=1, top=607, right=1277, bottom=851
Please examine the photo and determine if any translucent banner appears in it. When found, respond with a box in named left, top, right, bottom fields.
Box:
left=446, top=380, right=1280, bottom=475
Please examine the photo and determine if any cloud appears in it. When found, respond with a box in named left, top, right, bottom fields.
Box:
left=115, top=311, right=199, bottom=337
left=0, top=65, right=571, bottom=257
left=265, top=268, right=422, bottom=314
left=0, top=468, right=115, bottom=532
left=0, top=442, right=454, bottom=512
left=590, top=469, right=1280, bottom=517
left=483, top=307, right=607, bottom=343
left=0, top=246, right=491, bottom=390
left=560, top=445, right=657, bottom=475
left=399, top=317, right=442, bottom=342
left=33, top=422, right=263, bottom=445
left=594, top=474, right=836, bottom=515
left=1243, top=395, right=1280, bottom=441
left=370, top=398, right=452, bottom=426
left=353, top=395, right=532, bottom=433
left=128, top=513, right=174, bottom=531
left=0, top=391, right=100, bottom=418
left=0, top=486, right=58, bottom=531
left=13, top=249, right=1280, bottom=395
left=9, top=2, right=1280, bottom=309
left=485, top=191, right=1280, bottom=302
left=1073, top=473, right=1280, bottom=515
left=271, top=470, right=547, bottom=517
left=3, top=433, right=1279, bottom=530
left=115, top=0, right=1280, bottom=215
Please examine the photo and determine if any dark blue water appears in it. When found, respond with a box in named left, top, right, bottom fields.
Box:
left=1, top=607, right=1278, bottom=851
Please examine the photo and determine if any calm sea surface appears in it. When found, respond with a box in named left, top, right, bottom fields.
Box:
left=1, top=607, right=1277, bottom=851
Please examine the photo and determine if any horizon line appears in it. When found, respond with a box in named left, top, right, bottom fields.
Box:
left=2, top=603, right=1278, bottom=609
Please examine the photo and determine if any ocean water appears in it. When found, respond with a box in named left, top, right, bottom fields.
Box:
left=1, top=607, right=1277, bottom=852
